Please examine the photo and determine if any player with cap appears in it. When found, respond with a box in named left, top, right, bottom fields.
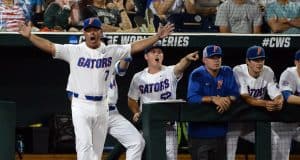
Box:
left=18, top=17, right=174, bottom=160
left=128, top=44, right=199, bottom=160
left=187, top=44, right=240, bottom=160
left=226, top=45, right=283, bottom=160
left=278, top=49, right=300, bottom=160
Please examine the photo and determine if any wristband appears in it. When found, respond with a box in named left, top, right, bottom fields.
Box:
left=124, top=56, right=133, bottom=62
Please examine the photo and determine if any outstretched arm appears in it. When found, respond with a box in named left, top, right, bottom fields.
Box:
left=18, top=23, right=56, bottom=56
left=131, top=23, right=174, bottom=54
left=174, top=51, right=199, bottom=77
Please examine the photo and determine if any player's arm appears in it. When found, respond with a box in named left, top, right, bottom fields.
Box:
left=241, top=94, right=278, bottom=111
left=174, top=51, right=199, bottom=77
left=115, top=56, right=132, bottom=76
left=18, top=23, right=55, bottom=56
left=130, top=23, right=174, bottom=54
left=128, top=97, right=141, bottom=122
left=282, top=90, right=300, bottom=105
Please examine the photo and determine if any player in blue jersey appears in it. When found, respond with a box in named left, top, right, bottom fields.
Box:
left=187, top=44, right=240, bottom=160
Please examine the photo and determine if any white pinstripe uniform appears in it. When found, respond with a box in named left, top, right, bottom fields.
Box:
left=128, top=65, right=182, bottom=160
left=278, top=66, right=300, bottom=160
left=54, top=42, right=131, bottom=160
left=107, top=61, right=145, bottom=160
left=227, top=64, right=281, bottom=160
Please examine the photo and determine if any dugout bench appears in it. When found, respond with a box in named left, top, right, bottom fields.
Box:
left=142, top=101, right=300, bottom=160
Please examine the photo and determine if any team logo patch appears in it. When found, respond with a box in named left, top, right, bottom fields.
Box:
left=281, top=80, right=289, bottom=86
left=257, top=47, right=262, bottom=55
left=217, top=80, right=223, bottom=89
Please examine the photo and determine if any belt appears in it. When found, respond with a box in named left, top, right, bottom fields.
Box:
left=67, top=91, right=104, bottom=101
left=109, top=105, right=116, bottom=111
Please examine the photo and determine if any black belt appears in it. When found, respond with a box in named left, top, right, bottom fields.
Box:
left=67, top=91, right=103, bottom=101
left=109, top=105, right=116, bottom=111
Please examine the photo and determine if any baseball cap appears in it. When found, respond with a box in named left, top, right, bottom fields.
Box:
left=202, top=45, right=222, bottom=58
left=144, top=44, right=164, bottom=54
left=83, top=17, right=102, bottom=31
left=295, top=50, right=300, bottom=60
left=246, top=45, right=266, bottom=60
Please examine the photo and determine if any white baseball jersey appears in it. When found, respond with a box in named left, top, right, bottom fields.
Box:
left=233, top=64, right=281, bottom=99
left=228, top=64, right=282, bottom=160
left=279, top=66, right=300, bottom=96
left=54, top=42, right=130, bottom=160
left=54, top=42, right=131, bottom=98
left=107, top=62, right=122, bottom=107
left=107, top=62, right=145, bottom=160
left=128, top=65, right=182, bottom=110
left=128, top=65, right=181, bottom=160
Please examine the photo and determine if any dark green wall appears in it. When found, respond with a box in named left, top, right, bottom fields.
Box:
left=0, top=46, right=297, bottom=126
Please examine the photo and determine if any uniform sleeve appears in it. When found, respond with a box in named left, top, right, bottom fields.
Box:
left=114, top=60, right=126, bottom=76
left=215, top=2, right=229, bottom=27
left=187, top=70, right=202, bottom=103
left=128, top=74, right=140, bottom=101
left=108, top=44, right=131, bottom=61
left=53, top=44, right=71, bottom=62
left=233, top=66, right=248, bottom=95
left=279, top=70, right=296, bottom=93
left=267, top=69, right=281, bottom=99
left=169, top=65, right=183, bottom=81
left=226, top=68, right=240, bottom=98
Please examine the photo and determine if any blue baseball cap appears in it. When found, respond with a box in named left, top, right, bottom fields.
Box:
left=202, top=45, right=222, bottom=58
left=144, top=44, right=164, bottom=54
left=295, top=50, right=300, bottom=60
left=246, top=45, right=266, bottom=60
left=83, top=17, right=102, bottom=31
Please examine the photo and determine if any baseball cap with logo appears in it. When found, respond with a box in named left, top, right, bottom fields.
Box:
left=83, top=17, right=102, bottom=31
left=202, top=45, right=222, bottom=58
left=294, top=50, right=300, bottom=60
left=144, top=44, right=164, bottom=54
left=246, top=45, right=266, bottom=60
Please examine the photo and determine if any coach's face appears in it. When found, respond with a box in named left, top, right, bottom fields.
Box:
left=203, top=55, right=222, bottom=71
left=144, top=48, right=164, bottom=67
left=247, top=58, right=265, bottom=75
left=84, top=27, right=103, bottom=49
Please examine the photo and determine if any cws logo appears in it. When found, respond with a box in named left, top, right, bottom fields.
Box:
left=261, top=37, right=291, bottom=48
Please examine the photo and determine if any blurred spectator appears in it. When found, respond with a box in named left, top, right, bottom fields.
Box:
left=81, top=0, right=138, bottom=32
left=183, top=0, right=221, bottom=32
left=0, top=0, right=27, bottom=32
left=215, top=0, right=263, bottom=33
left=265, top=0, right=300, bottom=34
left=43, top=0, right=80, bottom=31
left=29, top=0, right=45, bottom=28
left=147, top=0, right=196, bottom=32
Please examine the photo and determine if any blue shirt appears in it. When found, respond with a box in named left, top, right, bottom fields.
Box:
left=187, top=65, right=239, bottom=138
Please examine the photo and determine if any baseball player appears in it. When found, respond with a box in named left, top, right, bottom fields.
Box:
left=128, top=44, right=199, bottom=160
left=278, top=49, right=300, bottom=160
left=227, top=45, right=283, bottom=160
left=18, top=17, right=174, bottom=160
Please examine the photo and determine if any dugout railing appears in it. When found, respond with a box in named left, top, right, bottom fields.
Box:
left=142, top=101, right=300, bottom=160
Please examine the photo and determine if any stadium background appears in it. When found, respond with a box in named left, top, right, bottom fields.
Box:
left=0, top=33, right=299, bottom=159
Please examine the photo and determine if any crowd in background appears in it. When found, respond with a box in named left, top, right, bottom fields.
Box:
left=0, top=0, right=299, bottom=33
